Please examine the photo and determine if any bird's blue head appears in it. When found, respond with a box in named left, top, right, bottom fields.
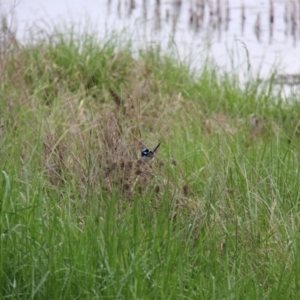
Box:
left=141, top=148, right=150, bottom=157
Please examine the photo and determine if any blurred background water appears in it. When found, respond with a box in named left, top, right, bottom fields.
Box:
left=2, top=0, right=300, bottom=96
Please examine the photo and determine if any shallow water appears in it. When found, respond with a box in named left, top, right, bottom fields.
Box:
left=3, top=0, right=300, bottom=95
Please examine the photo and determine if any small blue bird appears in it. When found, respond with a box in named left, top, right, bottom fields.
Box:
left=141, top=143, right=161, bottom=162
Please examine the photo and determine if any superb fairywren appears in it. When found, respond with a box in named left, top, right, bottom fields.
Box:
left=141, top=143, right=161, bottom=162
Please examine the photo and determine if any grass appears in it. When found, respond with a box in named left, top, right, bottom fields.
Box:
left=1, top=26, right=300, bottom=299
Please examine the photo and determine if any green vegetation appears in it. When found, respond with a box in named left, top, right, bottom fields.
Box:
left=1, top=28, right=300, bottom=299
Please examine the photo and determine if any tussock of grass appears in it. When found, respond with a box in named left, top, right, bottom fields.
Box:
left=1, top=27, right=300, bottom=299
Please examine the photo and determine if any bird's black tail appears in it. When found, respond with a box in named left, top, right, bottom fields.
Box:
left=153, top=142, right=161, bottom=153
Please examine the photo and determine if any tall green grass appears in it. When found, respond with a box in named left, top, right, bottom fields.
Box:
left=1, top=28, right=300, bottom=299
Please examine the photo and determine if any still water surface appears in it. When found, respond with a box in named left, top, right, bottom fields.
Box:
left=3, top=0, right=300, bottom=94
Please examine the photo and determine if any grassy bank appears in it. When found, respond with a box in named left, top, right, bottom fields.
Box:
left=1, top=29, right=300, bottom=299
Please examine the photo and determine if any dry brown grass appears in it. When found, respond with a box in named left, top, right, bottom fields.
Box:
left=39, top=85, right=181, bottom=202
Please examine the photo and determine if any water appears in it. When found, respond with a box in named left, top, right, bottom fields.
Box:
left=3, top=0, right=300, bottom=95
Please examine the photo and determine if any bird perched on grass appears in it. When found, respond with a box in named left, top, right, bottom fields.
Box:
left=141, top=143, right=161, bottom=163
